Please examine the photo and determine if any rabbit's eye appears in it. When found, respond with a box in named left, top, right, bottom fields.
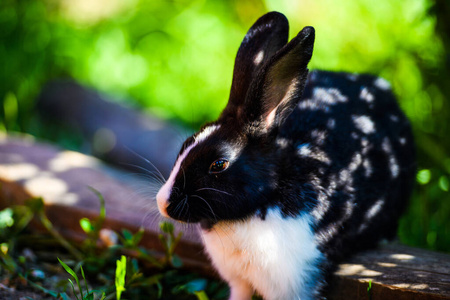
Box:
left=209, top=159, right=229, bottom=174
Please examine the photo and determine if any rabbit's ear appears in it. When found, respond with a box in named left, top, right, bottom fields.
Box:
left=244, top=26, right=315, bottom=135
left=220, top=12, right=289, bottom=120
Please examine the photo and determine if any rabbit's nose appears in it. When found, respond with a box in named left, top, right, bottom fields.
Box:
left=156, top=185, right=171, bottom=218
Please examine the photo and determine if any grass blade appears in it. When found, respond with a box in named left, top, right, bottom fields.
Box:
left=37, top=203, right=83, bottom=261
left=68, top=278, right=80, bottom=300
left=115, top=255, right=127, bottom=300
left=194, top=291, right=210, bottom=300
left=80, top=265, right=90, bottom=295
left=58, top=258, right=84, bottom=299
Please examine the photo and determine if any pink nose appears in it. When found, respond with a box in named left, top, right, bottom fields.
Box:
left=156, top=186, right=170, bottom=218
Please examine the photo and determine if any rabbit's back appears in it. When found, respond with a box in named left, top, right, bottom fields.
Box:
left=279, top=70, right=416, bottom=262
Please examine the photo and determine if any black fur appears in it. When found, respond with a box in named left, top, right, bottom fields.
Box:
left=161, top=11, right=416, bottom=299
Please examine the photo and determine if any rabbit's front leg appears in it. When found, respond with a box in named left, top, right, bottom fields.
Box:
left=228, top=279, right=253, bottom=300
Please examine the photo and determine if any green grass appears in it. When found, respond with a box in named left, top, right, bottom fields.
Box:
left=0, top=195, right=229, bottom=299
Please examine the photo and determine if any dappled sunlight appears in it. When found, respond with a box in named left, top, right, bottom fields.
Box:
left=335, top=264, right=383, bottom=277
left=0, top=163, right=40, bottom=181
left=393, top=283, right=430, bottom=290
left=389, top=253, right=415, bottom=261
left=48, top=151, right=100, bottom=172
left=339, top=252, right=417, bottom=276
left=377, top=262, right=397, bottom=268
left=0, top=138, right=109, bottom=206
left=24, top=176, right=79, bottom=205
left=331, top=248, right=449, bottom=294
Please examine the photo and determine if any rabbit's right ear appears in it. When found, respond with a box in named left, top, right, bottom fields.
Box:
left=220, top=12, right=289, bottom=120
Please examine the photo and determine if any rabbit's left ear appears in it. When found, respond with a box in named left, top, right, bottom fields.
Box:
left=220, top=12, right=289, bottom=121
left=244, top=26, right=315, bottom=135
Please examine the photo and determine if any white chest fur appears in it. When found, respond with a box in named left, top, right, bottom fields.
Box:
left=200, top=209, right=323, bottom=300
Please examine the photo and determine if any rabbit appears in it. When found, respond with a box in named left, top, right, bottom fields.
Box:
left=156, top=11, right=415, bottom=300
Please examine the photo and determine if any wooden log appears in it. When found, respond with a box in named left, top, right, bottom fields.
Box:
left=1, top=135, right=449, bottom=299
left=36, top=80, right=192, bottom=178
left=0, top=134, right=210, bottom=273
left=329, top=244, right=450, bottom=299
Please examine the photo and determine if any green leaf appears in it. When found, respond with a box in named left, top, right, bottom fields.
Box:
left=21, top=275, right=60, bottom=298
left=80, top=265, right=90, bottom=295
left=184, top=279, right=207, bottom=293
left=158, top=233, right=168, bottom=252
left=156, top=281, right=163, bottom=299
left=439, top=176, right=449, bottom=192
left=3, top=92, right=18, bottom=130
left=194, top=291, right=210, bottom=300
left=122, top=229, right=133, bottom=241
left=131, top=257, right=140, bottom=273
left=0, top=254, right=18, bottom=273
left=57, top=292, right=70, bottom=300
left=26, top=197, right=45, bottom=213
left=173, top=278, right=209, bottom=296
left=141, top=274, right=163, bottom=286
left=132, top=227, right=145, bottom=245
left=0, top=243, right=17, bottom=273
left=56, top=293, right=70, bottom=300
left=170, top=255, right=183, bottom=268
left=68, top=278, right=80, bottom=300
left=170, top=232, right=183, bottom=253
left=84, top=292, right=94, bottom=300
left=367, top=280, right=373, bottom=300
left=417, top=169, right=431, bottom=185
left=90, top=290, right=108, bottom=299
left=160, top=222, right=174, bottom=234
left=58, top=258, right=84, bottom=299
left=12, top=206, right=34, bottom=236
left=115, top=255, right=127, bottom=300
left=58, top=258, right=78, bottom=281
left=87, top=187, right=106, bottom=229
left=0, top=208, right=14, bottom=229
left=80, top=218, right=94, bottom=234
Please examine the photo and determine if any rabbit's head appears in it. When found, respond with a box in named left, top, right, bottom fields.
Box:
left=156, top=12, right=315, bottom=228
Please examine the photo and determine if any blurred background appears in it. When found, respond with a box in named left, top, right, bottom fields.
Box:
left=0, top=0, right=448, bottom=252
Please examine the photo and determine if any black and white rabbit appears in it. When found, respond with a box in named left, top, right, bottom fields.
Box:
left=156, top=11, right=415, bottom=300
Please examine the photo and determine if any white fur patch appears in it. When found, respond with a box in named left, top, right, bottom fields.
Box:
left=156, top=125, right=220, bottom=217
left=201, top=209, right=323, bottom=300
left=297, top=143, right=311, bottom=156
left=352, top=115, right=376, bottom=134
left=382, top=137, right=399, bottom=178
left=297, top=143, right=331, bottom=165
left=195, top=125, right=220, bottom=143
left=358, top=198, right=385, bottom=233
left=253, top=50, right=264, bottom=65
left=366, top=198, right=384, bottom=220
left=313, top=87, right=348, bottom=104
left=373, top=77, right=391, bottom=90
left=360, top=87, right=374, bottom=103
left=363, top=158, right=373, bottom=177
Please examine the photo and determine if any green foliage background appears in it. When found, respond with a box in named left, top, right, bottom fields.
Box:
left=0, top=0, right=449, bottom=252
